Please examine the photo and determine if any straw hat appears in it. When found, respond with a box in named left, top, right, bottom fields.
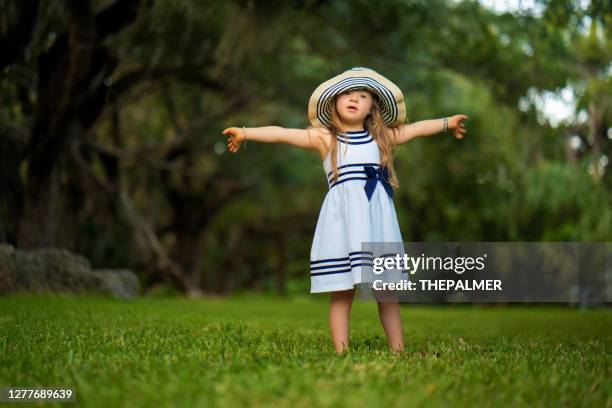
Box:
left=308, top=67, right=406, bottom=128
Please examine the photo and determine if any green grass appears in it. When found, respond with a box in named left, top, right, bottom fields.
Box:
left=1, top=293, right=610, bottom=407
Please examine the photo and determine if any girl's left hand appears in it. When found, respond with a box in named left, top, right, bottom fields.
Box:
left=448, top=115, right=469, bottom=139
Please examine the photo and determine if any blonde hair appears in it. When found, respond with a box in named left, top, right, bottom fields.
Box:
left=313, top=89, right=402, bottom=190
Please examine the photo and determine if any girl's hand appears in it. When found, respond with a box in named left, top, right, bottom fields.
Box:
left=448, top=115, right=469, bottom=139
left=222, top=127, right=246, bottom=153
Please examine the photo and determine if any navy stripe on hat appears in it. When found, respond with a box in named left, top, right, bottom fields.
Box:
left=318, top=78, right=397, bottom=123
left=316, top=77, right=398, bottom=127
left=308, top=67, right=406, bottom=128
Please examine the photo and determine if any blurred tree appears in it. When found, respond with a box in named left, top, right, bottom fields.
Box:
left=0, top=0, right=610, bottom=296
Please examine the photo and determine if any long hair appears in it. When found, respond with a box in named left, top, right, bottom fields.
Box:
left=316, top=90, right=402, bottom=190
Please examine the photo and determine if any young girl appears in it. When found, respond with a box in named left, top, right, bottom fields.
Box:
left=222, top=67, right=468, bottom=354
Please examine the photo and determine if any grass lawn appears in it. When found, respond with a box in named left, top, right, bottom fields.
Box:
left=1, top=293, right=610, bottom=407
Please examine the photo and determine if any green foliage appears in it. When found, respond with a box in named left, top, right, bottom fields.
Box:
left=1, top=0, right=610, bottom=292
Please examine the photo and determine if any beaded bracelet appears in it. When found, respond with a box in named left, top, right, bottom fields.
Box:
left=242, top=126, right=247, bottom=150
left=442, top=117, right=448, bottom=134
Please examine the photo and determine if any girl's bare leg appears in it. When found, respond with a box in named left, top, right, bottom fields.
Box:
left=376, top=294, right=405, bottom=353
left=329, top=288, right=355, bottom=354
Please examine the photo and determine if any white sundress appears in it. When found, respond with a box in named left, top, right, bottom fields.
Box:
left=310, top=129, right=408, bottom=293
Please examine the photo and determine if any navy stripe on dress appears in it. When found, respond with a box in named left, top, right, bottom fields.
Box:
left=338, top=132, right=370, bottom=140
left=310, top=251, right=374, bottom=276
left=327, top=163, right=380, bottom=177
left=336, top=130, right=373, bottom=145
left=338, top=130, right=369, bottom=137
left=326, top=163, right=383, bottom=188
left=338, top=138, right=373, bottom=145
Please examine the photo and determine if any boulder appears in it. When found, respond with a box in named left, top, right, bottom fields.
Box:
left=0, top=244, right=140, bottom=299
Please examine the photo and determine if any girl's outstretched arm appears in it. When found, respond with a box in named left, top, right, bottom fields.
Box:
left=222, top=126, right=326, bottom=156
left=391, top=115, right=469, bottom=145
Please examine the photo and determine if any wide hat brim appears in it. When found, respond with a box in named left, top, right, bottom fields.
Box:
left=308, top=67, right=406, bottom=128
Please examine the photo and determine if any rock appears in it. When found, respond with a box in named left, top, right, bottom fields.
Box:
left=0, top=244, right=140, bottom=299
left=93, top=269, right=141, bottom=300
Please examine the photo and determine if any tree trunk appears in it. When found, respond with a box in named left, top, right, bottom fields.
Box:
left=15, top=0, right=148, bottom=248
left=587, top=101, right=604, bottom=183
left=276, top=236, right=287, bottom=295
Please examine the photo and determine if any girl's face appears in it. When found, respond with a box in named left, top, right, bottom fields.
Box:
left=335, top=89, right=374, bottom=126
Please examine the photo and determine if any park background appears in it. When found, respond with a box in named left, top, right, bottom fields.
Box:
left=1, top=0, right=610, bottom=406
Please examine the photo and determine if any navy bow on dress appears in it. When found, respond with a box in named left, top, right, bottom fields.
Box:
left=364, top=166, right=394, bottom=201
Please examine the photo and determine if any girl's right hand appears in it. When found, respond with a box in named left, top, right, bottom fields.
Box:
left=222, top=127, right=246, bottom=153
